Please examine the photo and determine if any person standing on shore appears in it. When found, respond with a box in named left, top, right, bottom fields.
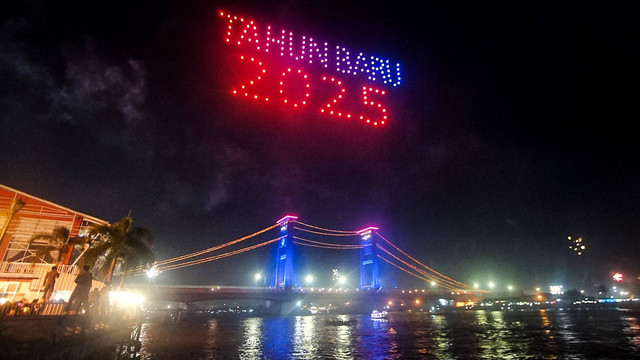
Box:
left=65, top=265, right=93, bottom=314
left=42, top=265, right=59, bottom=301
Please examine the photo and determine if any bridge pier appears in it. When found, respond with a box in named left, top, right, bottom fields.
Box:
left=274, top=299, right=300, bottom=316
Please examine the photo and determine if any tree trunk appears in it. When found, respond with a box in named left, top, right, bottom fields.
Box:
left=106, top=256, right=118, bottom=284
left=61, top=244, right=74, bottom=265
left=118, top=259, right=128, bottom=290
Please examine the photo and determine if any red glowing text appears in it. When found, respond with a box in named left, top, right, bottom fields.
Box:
left=220, top=11, right=400, bottom=127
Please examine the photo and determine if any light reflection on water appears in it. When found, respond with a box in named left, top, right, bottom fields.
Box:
left=239, top=317, right=262, bottom=359
left=292, top=315, right=316, bottom=357
left=625, top=311, right=640, bottom=348
left=139, top=309, right=640, bottom=359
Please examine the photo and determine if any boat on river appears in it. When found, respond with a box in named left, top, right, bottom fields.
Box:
left=325, top=318, right=357, bottom=326
left=370, top=310, right=389, bottom=320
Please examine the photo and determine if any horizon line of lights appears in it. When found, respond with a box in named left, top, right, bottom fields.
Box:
left=220, top=11, right=402, bottom=87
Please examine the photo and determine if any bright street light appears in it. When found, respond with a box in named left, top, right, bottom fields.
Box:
left=305, top=275, right=313, bottom=286
left=488, top=282, right=495, bottom=289
left=338, top=276, right=347, bottom=285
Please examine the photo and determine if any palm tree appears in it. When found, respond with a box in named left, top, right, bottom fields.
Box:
left=28, top=226, right=88, bottom=264
left=81, top=216, right=154, bottom=285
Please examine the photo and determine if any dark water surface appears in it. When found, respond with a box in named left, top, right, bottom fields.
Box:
left=139, top=309, right=640, bottom=359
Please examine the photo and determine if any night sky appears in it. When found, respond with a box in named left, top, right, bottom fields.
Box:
left=1, top=1, right=637, bottom=292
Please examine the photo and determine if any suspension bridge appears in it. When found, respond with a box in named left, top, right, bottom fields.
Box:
left=124, top=215, right=483, bottom=314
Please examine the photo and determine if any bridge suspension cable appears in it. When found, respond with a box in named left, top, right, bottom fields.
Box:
left=292, top=236, right=363, bottom=250
left=126, top=217, right=471, bottom=290
left=294, top=221, right=470, bottom=290
left=294, top=221, right=359, bottom=235
left=376, top=244, right=464, bottom=290
left=130, top=237, right=282, bottom=275
left=293, top=226, right=359, bottom=237
left=377, top=255, right=457, bottom=291
left=130, top=223, right=279, bottom=273
left=376, top=232, right=471, bottom=289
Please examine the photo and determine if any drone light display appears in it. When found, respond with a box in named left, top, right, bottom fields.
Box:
left=220, top=11, right=402, bottom=126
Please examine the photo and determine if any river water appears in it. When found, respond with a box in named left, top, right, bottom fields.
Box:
left=138, top=308, right=640, bottom=359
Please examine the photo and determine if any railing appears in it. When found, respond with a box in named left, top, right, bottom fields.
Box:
left=0, top=262, right=104, bottom=301
left=0, top=300, right=66, bottom=316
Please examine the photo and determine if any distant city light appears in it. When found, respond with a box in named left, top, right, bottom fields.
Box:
left=550, top=285, right=563, bottom=295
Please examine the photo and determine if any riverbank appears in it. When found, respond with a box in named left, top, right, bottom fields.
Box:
left=0, top=313, right=137, bottom=360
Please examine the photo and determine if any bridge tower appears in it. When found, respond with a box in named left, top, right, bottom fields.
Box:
left=358, top=226, right=381, bottom=290
left=273, top=215, right=297, bottom=289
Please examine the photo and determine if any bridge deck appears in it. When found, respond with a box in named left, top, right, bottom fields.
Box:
left=127, top=286, right=483, bottom=304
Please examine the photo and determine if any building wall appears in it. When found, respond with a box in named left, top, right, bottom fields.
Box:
left=0, top=184, right=108, bottom=264
left=0, top=184, right=109, bottom=301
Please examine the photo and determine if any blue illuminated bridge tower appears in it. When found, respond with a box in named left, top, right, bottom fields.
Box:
left=273, top=215, right=297, bottom=289
left=272, top=216, right=381, bottom=291
left=358, top=226, right=381, bottom=290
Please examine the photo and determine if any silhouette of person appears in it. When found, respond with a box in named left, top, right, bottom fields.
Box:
left=42, top=265, right=59, bottom=301
left=65, top=265, right=93, bottom=313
